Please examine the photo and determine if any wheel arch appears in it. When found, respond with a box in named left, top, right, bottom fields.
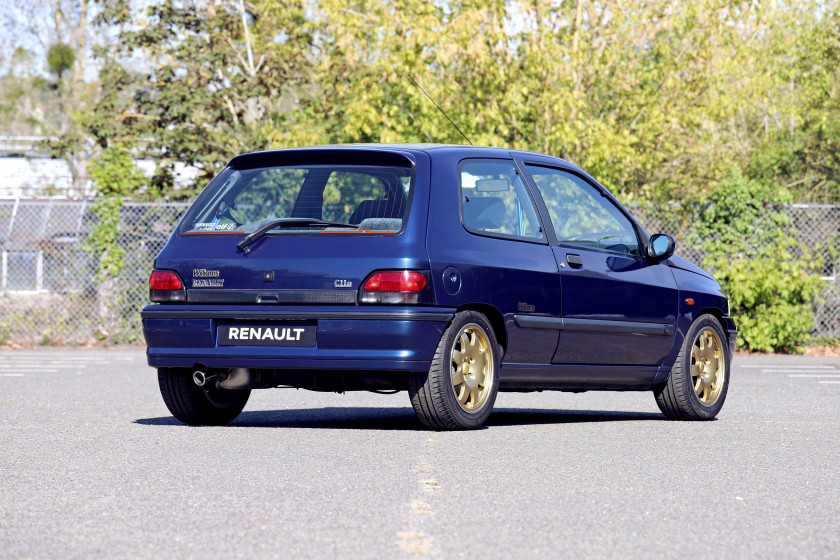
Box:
left=455, top=303, right=507, bottom=354
left=695, top=306, right=729, bottom=334
left=669, top=306, right=733, bottom=374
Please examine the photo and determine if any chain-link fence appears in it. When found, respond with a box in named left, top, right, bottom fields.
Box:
left=1, top=197, right=839, bottom=345
left=0, top=199, right=189, bottom=345
left=787, top=204, right=840, bottom=338
left=634, top=202, right=840, bottom=339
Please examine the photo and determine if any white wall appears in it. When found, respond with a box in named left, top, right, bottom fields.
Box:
left=0, top=156, right=199, bottom=198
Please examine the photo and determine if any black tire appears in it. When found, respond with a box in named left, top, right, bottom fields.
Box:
left=157, top=368, right=250, bottom=426
left=654, top=314, right=731, bottom=420
left=408, top=311, right=500, bottom=430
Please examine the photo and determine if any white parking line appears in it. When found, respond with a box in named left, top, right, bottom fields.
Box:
left=0, top=359, right=110, bottom=363
left=1, top=358, right=110, bottom=362
left=0, top=373, right=24, bottom=377
left=818, top=381, right=840, bottom=384
left=765, top=369, right=838, bottom=374
left=6, top=365, right=102, bottom=369
left=4, top=364, right=84, bottom=368
left=787, top=374, right=840, bottom=378
left=741, top=365, right=838, bottom=369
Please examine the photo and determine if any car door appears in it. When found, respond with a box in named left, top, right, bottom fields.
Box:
left=521, top=163, right=678, bottom=366
left=426, top=156, right=562, bottom=368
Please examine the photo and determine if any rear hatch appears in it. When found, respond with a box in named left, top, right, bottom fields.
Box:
left=153, top=149, right=431, bottom=305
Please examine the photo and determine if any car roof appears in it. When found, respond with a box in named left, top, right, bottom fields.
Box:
left=226, top=144, right=602, bottom=195
left=230, top=143, right=576, bottom=167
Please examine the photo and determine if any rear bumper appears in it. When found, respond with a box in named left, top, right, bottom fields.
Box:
left=141, top=304, right=454, bottom=371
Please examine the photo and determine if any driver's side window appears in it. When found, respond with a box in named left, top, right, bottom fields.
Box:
left=525, top=165, right=639, bottom=255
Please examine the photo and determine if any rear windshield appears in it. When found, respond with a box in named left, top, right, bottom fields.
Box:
left=180, top=164, right=413, bottom=235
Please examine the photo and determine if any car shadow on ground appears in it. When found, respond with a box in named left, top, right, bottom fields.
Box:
left=135, top=407, right=665, bottom=430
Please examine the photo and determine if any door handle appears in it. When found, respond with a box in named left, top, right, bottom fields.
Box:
left=566, top=254, right=583, bottom=268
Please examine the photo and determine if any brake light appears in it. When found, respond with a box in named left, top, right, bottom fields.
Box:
left=360, top=271, right=431, bottom=304
left=150, top=270, right=183, bottom=290
left=149, top=270, right=186, bottom=302
left=363, top=271, right=426, bottom=293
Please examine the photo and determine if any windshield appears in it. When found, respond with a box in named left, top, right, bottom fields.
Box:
left=180, top=164, right=413, bottom=235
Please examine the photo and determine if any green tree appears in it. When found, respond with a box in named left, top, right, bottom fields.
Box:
left=82, top=0, right=840, bottom=206
left=0, top=0, right=98, bottom=197
left=46, top=43, right=76, bottom=77
left=744, top=3, right=840, bottom=202
left=91, top=0, right=317, bottom=196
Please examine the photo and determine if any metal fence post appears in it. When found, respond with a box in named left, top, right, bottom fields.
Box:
left=5, top=197, right=18, bottom=239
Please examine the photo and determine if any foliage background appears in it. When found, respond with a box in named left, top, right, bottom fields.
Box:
left=1, top=0, right=839, bottom=351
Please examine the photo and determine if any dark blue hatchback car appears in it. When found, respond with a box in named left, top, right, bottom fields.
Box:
left=143, top=144, right=737, bottom=430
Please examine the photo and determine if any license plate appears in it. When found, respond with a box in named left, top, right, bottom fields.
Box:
left=218, top=322, right=316, bottom=347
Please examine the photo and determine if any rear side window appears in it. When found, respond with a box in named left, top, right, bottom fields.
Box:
left=180, top=164, right=412, bottom=235
left=459, top=159, right=544, bottom=242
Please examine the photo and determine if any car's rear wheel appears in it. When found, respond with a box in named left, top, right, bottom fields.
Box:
left=408, top=311, right=500, bottom=430
left=158, top=367, right=250, bottom=426
left=654, top=314, right=730, bottom=420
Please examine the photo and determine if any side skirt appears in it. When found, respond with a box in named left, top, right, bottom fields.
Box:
left=499, top=363, right=668, bottom=391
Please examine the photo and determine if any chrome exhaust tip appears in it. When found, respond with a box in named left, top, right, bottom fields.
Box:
left=193, top=370, right=214, bottom=387
left=193, top=369, right=249, bottom=389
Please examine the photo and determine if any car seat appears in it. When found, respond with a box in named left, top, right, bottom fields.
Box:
left=462, top=196, right=506, bottom=230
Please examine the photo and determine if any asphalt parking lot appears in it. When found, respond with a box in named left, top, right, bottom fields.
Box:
left=1, top=349, right=838, bottom=559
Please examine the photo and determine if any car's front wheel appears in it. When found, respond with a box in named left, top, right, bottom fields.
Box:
left=654, top=314, right=730, bottom=420
left=158, top=367, right=250, bottom=425
left=408, top=311, right=500, bottom=430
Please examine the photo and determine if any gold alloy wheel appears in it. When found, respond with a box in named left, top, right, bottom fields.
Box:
left=450, top=323, right=494, bottom=413
left=691, top=327, right=726, bottom=406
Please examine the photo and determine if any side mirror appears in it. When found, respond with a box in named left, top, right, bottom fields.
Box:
left=648, top=233, right=676, bottom=261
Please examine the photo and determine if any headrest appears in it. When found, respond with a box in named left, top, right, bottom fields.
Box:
left=462, top=196, right=506, bottom=230
left=350, top=199, right=403, bottom=224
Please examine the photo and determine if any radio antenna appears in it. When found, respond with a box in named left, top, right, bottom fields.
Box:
left=407, top=74, right=473, bottom=145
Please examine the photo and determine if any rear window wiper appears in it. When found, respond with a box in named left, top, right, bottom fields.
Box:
left=237, top=218, right=358, bottom=252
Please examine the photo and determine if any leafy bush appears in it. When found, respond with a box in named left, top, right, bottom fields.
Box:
left=708, top=243, right=824, bottom=353
left=86, top=144, right=147, bottom=278
left=690, top=173, right=792, bottom=255
left=695, top=174, right=824, bottom=352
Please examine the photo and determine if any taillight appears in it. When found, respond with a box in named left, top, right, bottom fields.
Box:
left=364, top=271, right=426, bottom=292
left=149, top=270, right=186, bottom=302
left=360, top=271, right=432, bottom=304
